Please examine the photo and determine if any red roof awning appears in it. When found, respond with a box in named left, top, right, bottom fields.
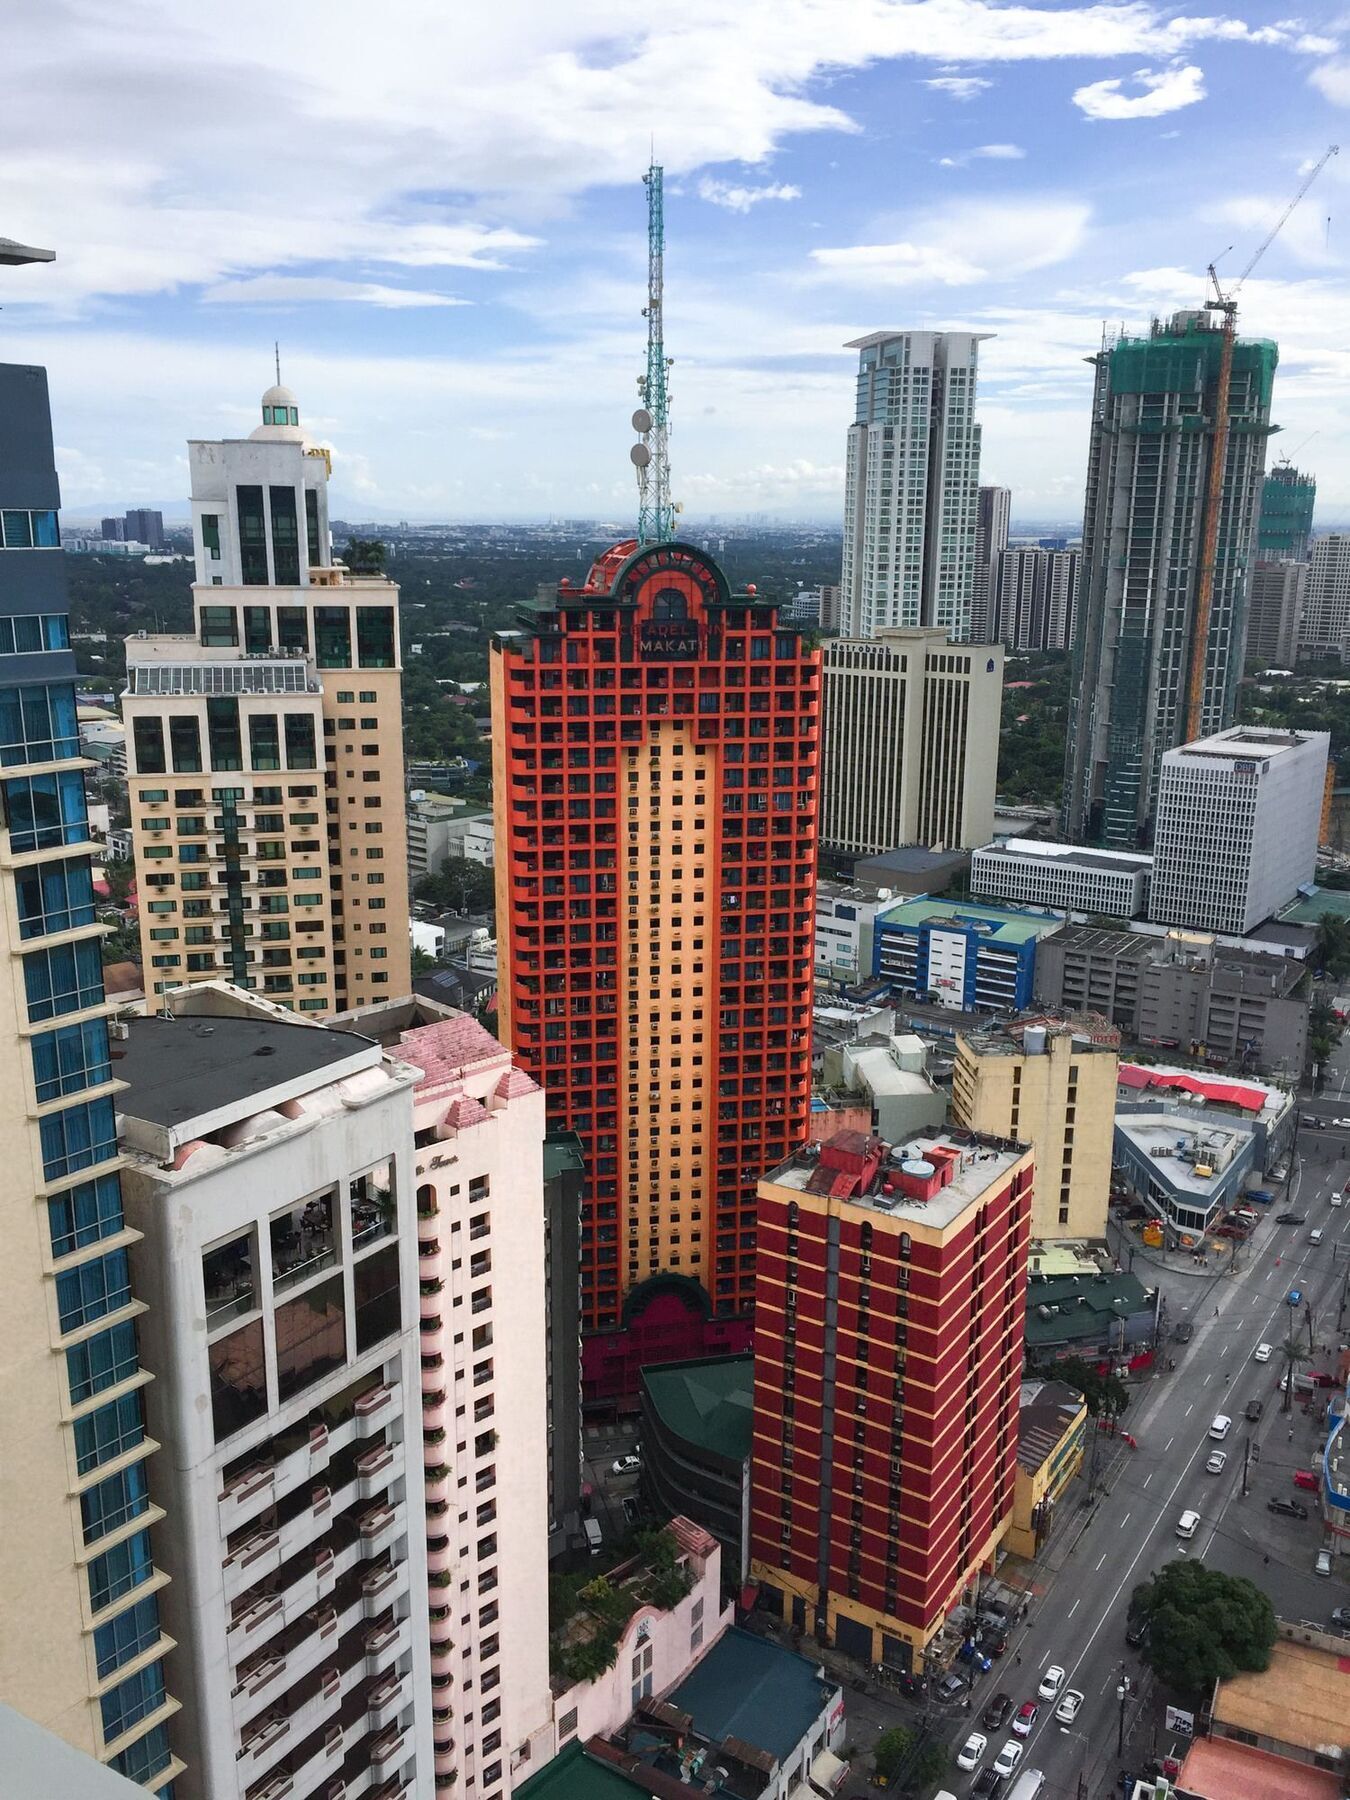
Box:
left=1118, top=1065, right=1265, bottom=1113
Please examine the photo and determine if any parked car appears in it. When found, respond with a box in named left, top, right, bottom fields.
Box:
left=958, top=1642, right=993, bottom=1672
left=1253, top=1343, right=1273, bottom=1363
left=979, top=1606, right=1011, bottom=1633
left=1275, top=1212, right=1306, bottom=1225
left=972, top=1768, right=1004, bottom=1798
left=1206, top=1450, right=1228, bottom=1475
left=1056, top=1690, right=1084, bottom=1725
left=993, top=1742, right=1024, bottom=1780
left=1315, top=1548, right=1332, bottom=1576
left=1173, top=1321, right=1195, bottom=1344
left=1037, top=1666, right=1065, bottom=1701
left=957, top=1733, right=988, bottom=1772
left=979, top=1630, right=1009, bottom=1658
left=1330, top=1606, right=1350, bottom=1629
left=982, top=1693, right=1013, bottom=1732
left=936, top=1674, right=967, bottom=1702
left=1294, top=1469, right=1319, bottom=1492
left=1267, top=1497, right=1309, bottom=1519
left=1011, top=1702, right=1039, bottom=1738
left=1125, top=1616, right=1148, bottom=1647
left=1245, top=1399, right=1264, bottom=1422
left=610, top=1455, right=641, bottom=1476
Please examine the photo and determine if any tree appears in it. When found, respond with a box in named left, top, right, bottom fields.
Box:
left=343, top=536, right=387, bottom=574
left=904, top=1740, right=950, bottom=1793
left=1053, top=1357, right=1129, bottom=1422
left=1278, top=1332, right=1311, bottom=1413
left=1129, top=1560, right=1275, bottom=1696
left=411, top=945, right=438, bottom=976
left=873, top=1727, right=914, bottom=1783
left=415, top=854, right=495, bottom=917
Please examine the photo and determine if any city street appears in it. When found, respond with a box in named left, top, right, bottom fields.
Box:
left=941, top=1128, right=1350, bottom=1800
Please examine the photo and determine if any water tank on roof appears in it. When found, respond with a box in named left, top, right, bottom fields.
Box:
left=1024, top=1025, right=1048, bottom=1056
left=901, top=1159, right=935, bottom=1179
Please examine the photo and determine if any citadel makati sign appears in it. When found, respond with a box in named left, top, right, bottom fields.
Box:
left=638, top=617, right=700, bottom=660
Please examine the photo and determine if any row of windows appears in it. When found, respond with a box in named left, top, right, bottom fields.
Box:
left=197, top=599, right=395, bottom=670
left=40, top=1094, right=119, bottom=1182
left=101, top=1658, right=166, bottom=1744
left=93, top=1590, right=161, bottom=1680
left=24, top=936, right=105, bottom=1022
left=0, top=509, right=60, bottom=549
left=0, top=681, right=79, bottom=768
left=76, top=1389, right=146, bottom=1479
left=16, top=855, right=97, bottom=939
left=3, top=768, right=89, bottom=853
left=56, top=1247, right=131, bottom=1335
left=0, top=612, right=69, bottom=654
left=68, top=1318, right=140, bottom=1406
left=81, top=1457, right=150, bottom=1546
left=131, top=707, right=317, bottom=776
left=50, top=1173, right=125, bottom=1258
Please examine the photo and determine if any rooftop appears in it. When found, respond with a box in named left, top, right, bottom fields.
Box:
left=1023, top=1270, right=1153, bottom=1349
left=1179, top=1737, right=1342, bottom=1800
left=852, top=844, right=970, bottom=893
left=959, top=1010, right=1120, bottom=1057
left=1211, top=1636, right=1350, bottom=1757
left=666, top=1626, right=836, bottom=1765
left=117, top=1005, right=379, bottom=1138
left=1112, top=1112, right=1250, bottom=1198
left=1279, top=888, right=1350, bottom=926
left=515, top=1742, right=658, bottom=1800
left=1164, top=725, right=1328, bottom=766
left=1040, top=923, right=1158, bottom=963
left=980, top=837, right=1154, bottom=874
left=766, top=1126, right=1028, bottom=1233
left=877, top=896, right=1063, bottom=946
left=1017, top=1379, right=1087, bottom=1473
left=642, top=1356, right=754, bottom=1464
left=1117, top=1063, right=1287, bottom=1117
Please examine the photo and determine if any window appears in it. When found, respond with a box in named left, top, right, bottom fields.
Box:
left=269, top=487, right=300, bottom=586
left=169, top=715, right=202, bottom=773
left=201, top=513, right=221, bottom=561
left=100, top=1658, right=166, bottom=1741
left=109, top=1722, right=171, bottom=1785
left=314, top=607, right=352, bottom=668
left=56, top=1248, right=130, bottom=1334
left=354, top=1243, right=400, bottom=1351
left=76, top=1391, right=146, bottom=1479
left=81, top=1459, right=150, bottom=1545
left=93, top=1592, right=160, bottom=1678
left=248, top=713, right=281, bottom=772
left=41, top=1095, right=118, bottom=1181
left=206, top=696, right=242, bottom=772
left=67, top=1320, right=140, bottom=1405
left=49, top=1174, right=124, bottom=1259
left=33, top=1018, right=113, bottom=1103
left=277, top=606, right=309, bottom=653
left=0, top=681, right=78, bottom=765
left=305, top=488, right=321, bottom=568
left=15, top=857, right=96, bottom=940
left=236, top=485, right=268, bottom=585
left=275, top=1272, right=346, bottom=1401
left=0, top=612, right=69, bottom=653
left=3, top=769, right=89, bottom=853
left=243, top=606, right=272, bottom=655
left=132, top=717, right=166, bottom=776
left=199, top=607, right=238, bottom=647
left=24, top=937, right=105, bottom=1022
left=284, top=713, right=316, bottom=769
left=88, top=1529, right=154, bottom=1614
left=209, top=1317, right=266, bottom=1441
left=356, top=607, right=395, bottom=668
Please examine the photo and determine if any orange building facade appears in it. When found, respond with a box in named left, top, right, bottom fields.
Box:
left=491, top=540, right=821, bottom=1405
left=749, top=1127, right=1033, bottom=1669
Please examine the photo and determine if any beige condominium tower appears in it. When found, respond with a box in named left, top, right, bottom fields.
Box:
left=122, top=384, right=409, bottom=1016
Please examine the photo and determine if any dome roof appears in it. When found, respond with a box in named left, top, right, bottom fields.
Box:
left=261, top=382, right=298, bottom=410
left=250, top=381, right=304, bottom=444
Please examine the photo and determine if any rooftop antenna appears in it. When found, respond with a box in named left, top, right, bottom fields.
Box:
left=274, top=340, right=282, bottom=385
left=630, top=162, right=676, bottom=544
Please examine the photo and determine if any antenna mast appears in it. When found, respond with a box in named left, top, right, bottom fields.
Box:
left=631, top=163, right=675, bottom=544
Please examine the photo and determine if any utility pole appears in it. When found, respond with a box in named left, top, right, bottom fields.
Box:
left=1116, top=1671, right=1132, bottom=1757
left=1242, top=1436, right=1251, bottom=1496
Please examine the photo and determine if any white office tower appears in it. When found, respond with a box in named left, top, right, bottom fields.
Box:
left=116, top=986, right=434, bottom=1800
left=1298, top=534, right=1350, bottom=662
left=840, top=331, right=988, bottom=640
left=821, top=627, right=1003, bottom=856
left=1148, top=727, right=1330, bottom=935
left=970, top=486, right=1011, bottom=640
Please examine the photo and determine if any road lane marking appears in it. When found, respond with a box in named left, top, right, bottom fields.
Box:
left=1165, top=1436, right=1174, bottom=1452
left=1120, top=1512, right=1130, bottom=1526
left=1095, top=1553, right=1107, bottom=1569
left=1068, top=1598, right=1080, bottom=1618
left=1143, top=1473, right=1153, bottom=1487
left=1184, top=1404, right=1194, bottom=1417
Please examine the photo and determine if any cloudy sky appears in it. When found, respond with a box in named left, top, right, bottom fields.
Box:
left=4, top=0, right=1350, bottom=523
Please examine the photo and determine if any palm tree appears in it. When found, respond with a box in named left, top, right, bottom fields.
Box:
left=1278, top=1333, right=1311, bottom=1413
left=1313, top=913, right=1350, bottom=980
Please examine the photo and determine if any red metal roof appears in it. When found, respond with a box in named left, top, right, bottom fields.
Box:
left=1118, top=1064, right=1266, bottom=1112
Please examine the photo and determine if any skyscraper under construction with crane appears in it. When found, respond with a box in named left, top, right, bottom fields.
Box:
left=1062, top=309, right=1278, bottom=849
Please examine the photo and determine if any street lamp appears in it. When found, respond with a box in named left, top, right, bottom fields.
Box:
left=1116, top=1673, right=1132, bottom=1757
left=0, top=238, right=55, bottom=266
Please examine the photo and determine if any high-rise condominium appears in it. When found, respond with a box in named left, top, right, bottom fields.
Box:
left=1257, top=463, right=1315, bottom=562
left=1245, top=560, right=1306, bottom=671
left=0, top=361, right=183, bottom=1789
left=491, top=539, right=821, bottom=1407
left=1299, top=534, right=1350, bottom=662
left=840, top=332, right=987, bottom=641
left=820, top=628, right=1003, bottom=857
left=1063, top=312, right=1277, bottom=847
left=749, top=1127, right=1032, bottom=1671
left=970, top=485, right=1010, bottom=641
left=993, top=547, right=1079, bottom=651
left=122, top=384, right=409, bottom=1016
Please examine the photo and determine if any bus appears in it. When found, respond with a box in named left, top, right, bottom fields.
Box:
left=1006, top=1771, right=1046, bottom=1800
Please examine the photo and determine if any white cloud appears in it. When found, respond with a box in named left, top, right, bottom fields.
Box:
left=1072, top=63, right=1206, bottom=120
left=810, top=198, right=1091, bottom=287
left=698, top=177, right=803, bottom=212
left=202, top=276, right=470, bottom=308
left=925, top=75, right=993, bottom=99
left=1310, top=59, right=1350, bottom=104
left=937, top=143, right=1026, bottom=166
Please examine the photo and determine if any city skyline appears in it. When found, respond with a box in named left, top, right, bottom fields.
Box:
left=4, top=5, right=1350, bottom=521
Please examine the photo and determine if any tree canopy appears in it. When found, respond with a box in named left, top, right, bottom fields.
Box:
left=1129, top=1560, right=1276, bottom=1695
left=1052, top=1357, right=1128, bottom=1419
left=415, top=855, right=496, bottom=917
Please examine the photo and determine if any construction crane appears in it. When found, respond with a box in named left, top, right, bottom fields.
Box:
left=631, top=163, right=677, bottom=545
left=1184, top=142, right=1339, bottom=741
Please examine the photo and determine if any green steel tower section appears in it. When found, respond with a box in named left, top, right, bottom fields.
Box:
left=1063, top=311, right=1278, bottom=849
left=1258, top=463, right=1316, bottom=562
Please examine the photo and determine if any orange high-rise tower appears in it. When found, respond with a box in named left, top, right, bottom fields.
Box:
left=491, top=539, right=821, bottom=1406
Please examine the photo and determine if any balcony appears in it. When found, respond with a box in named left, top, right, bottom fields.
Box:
left=369, top=1729, right=408, bottom=1779
left=364, top=1616, right=409, bottom=1676
left=355, top=1442, right=397, bottom=1500
left=366, top=1674, right=407, bottom=1733
left=357, top=1503, right=398, bottom=1560
left=240, top=1712, right=290, bottom=1766
left=247, top=1776, right=293, bottom=1800
left=354, top=1385, right=397, bottom=1436
left=360, top=1561, right=403, bottom=1620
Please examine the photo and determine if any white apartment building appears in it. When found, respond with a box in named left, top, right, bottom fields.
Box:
left=116, top=986, right=434, bottom=1800
left=814, top=881, right=892, bottom=981
left=1148, top=727, right=1330, bottom=935
left=972, top=837, right=1152, bottom=918
left=993, top=547, right=1079, bottom=651
left=1298, top=534, right=1350, bottom=661
left=840, top=331, right=988, bottom=640
left=394, top=1010, right=555, bottom=1798
left=407, top=794, right=494, bottom=883
left=820, top=627, right=1003, bottom=855
left=970, top=485, right=1010, bottom=641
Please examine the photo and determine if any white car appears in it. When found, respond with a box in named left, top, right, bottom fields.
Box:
left=956, top=1733, right=988, bottom=1771
left=1056, top=1690, right=1084, bottom=1725
left=1037, top=1665, right=1065, bottom=1700
left=1334, top=1118, right=1350, bottom=1128
left=1315, top=1548, right=1332, bottom=1577
left=1209, top=1415, right=1231, bottom=1440
left=1206, top=1450, right=1227, bottom=1475
left=1177, top=1509, right=1200, bottom=1539
left=993, top=1741, right=1023, bottom=1780
left=610, top=1455, right=640, bottom=1476
left=1254, top=1343, right=1272, bottom=1363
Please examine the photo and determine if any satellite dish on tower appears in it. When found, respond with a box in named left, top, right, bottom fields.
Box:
left=630, top=443, right=651, bottom=468
left=632, top=408, right=653, bottom=433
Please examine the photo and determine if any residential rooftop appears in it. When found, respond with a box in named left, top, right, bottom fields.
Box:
left=666, top=1625, right=837, bottom=1766
left=877, top=895, right=1064, bottom=946
left=959, top=1010, right=1120, bottom=1057
left=1211, top=1635, right=1350, bottom=1757
left=1112, top=1112, right=1251, bottom=1199
left=1023, top=1269, right=1153, bottom=1348
left=1017, top=1380, right=1086, bottom=1475
left=641, top=1356, right=754, bottom=1465
left=1178, top=1736, right=1342, bottom=1800
left=514, top=1741, right=659, bottom=1800
left=767, top=1126, right=1028, bottom=1232
left=1118, top=1063, right=1289, bottom=1119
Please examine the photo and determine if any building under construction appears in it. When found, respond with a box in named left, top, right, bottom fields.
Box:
left=1063, top=309, right=1278, bottom=848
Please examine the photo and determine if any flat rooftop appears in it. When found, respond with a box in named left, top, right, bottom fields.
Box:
left=1279, top=888, right=1350, bottom=925
left=877, top=896, right=1063, bottom=946
left=515, top=1742, right=656, bottom=1800
left=1179, top=1736, right=1342, bottom=1800
left=1039, top=923, right=1156, bottom=962
left=1118, top=1062, right=1286, bottom=1117
left=117, top=1011, right=378, bottom=1132
left=1023, top=1271, right=1152, bottom=1349
left=1212, top=1636, right=1350, bottom=1757
left=980, top=837, right=1153, bottom=875
left=768, top=1128, right=1027, bottom=1231
left=666, top=1626, right=834, bottom=1764
left=1167, top=725, right=1326, bottom=765
left=1112, top=1113, right=1249, bottom=1199
left=959, top=1011, right=1120, bottom=1056
left=642, top=1356, right=754, bottom=1464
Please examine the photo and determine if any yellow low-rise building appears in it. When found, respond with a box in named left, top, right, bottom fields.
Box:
left=1006, top=1379, right=1087, bottom=1558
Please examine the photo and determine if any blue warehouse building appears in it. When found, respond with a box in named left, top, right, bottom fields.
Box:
left=873, top=897, right=1062, bottom=1013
